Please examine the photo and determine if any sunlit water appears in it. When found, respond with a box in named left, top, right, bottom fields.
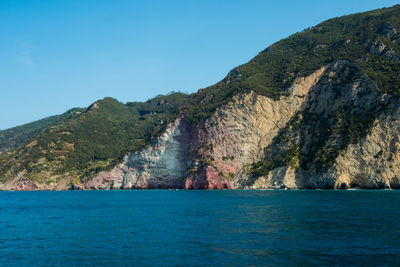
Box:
left=1, top=190, right=400, bottom=266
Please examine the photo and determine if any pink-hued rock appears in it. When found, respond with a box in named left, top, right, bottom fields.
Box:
left=84, top=167, right=124, bottom=190
left=183, top=66, right=327, bottom=189
left=11, top=177, right=38, bottom=191
left=87, top=66, right=326, bottom=190
left=185, top=165, right=230, bottom=189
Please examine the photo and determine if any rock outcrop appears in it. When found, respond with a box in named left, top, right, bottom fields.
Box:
left=231, top=61, right=400, bottom=189
left=85, top=116, right=192, bottom=189
left=328, top=103, right=400, bottom=189
left=11, top=177, right=39, bottom=191
left=185, top=66, right=326, bottom=189
left=3, top=60, right=400, bottom=190
left=82, top=61, right=400, bottom=190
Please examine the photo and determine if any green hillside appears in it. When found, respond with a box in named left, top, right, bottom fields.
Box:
left=185, top=5, right=400, bottom=122
left=0, top=93, right=188, bottom=184
left=0, top=108, right=85, bottom=154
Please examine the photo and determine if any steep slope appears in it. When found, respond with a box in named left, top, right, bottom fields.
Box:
left=181, top=5, right=400, bottom=189
left=184, top=5, right=400, bottom=123
left=86, top=5, right=400, bottom=190
left=1, top=5, right=400, bottom=190
left=237, top=60, right=388, bottom=189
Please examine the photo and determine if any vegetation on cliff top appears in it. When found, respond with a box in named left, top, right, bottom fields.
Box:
left=185, top=5, right=400, bottom=123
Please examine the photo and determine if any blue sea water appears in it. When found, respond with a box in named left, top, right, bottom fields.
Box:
left=1, top=190, right=400, bottom=266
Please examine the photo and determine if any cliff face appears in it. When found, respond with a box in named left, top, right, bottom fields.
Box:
left=233, top=61, right=373, bottom=188
left=88, top=64, right=325, bottom=189
left=184, top=66, right=326, bottom=189
left=328, top=103, right=400, bottom=189
left=245, top=102, right=400, bottom=190
left=87, top=60, right=400, bottom=190
left=84, top=116, right=192, bottom=189
left=231, top=60, right=400, bottom=189
left=2, top=61, right=399, bottom=190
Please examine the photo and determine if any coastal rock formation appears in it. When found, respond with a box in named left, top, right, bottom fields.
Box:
left=89, top=61, right=400, bottom=190
left=2, top=60, right=400, bottom=190
left=231, top=60, right=400, bottom=189
left=4, top=61, right=400, bottom=190
left=185, top=66, right=326, bottom=189
left=85, top=116, right=192, bottom=189
left=329, top=103, right=400, bottom=189
left=11, top=177, right=39, bottom=191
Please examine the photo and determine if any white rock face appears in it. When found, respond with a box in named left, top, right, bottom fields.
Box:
left=247, top=167, right=297, bottom=189
left=87, top=116, right=192, bottom=189
left=232, top=61, right=400, bottom=189
left=121, top=117, right=192, bottom=188
left=328, top=104, right=400, bottom=189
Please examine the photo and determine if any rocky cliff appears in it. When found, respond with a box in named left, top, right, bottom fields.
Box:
left=88, top=60, right=400, bottom=190
left=184, top=66, right=326, bottom=189
left=1, top=5, right=400, bottom=190
left=87, top=66, right=324, bottom=189
left=235, top=60, right=392, bottom=189
left=83, top=116, right=192, bottom=189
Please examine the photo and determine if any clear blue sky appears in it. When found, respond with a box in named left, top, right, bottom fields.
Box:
left=0, top=0, right=398, bottom=130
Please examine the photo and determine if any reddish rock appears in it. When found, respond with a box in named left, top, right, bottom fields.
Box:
left=84, top=167, right=124, bottom=190
left=185, top=165, right=230, bottom=189
left=11, top=177, right=38, bottom=191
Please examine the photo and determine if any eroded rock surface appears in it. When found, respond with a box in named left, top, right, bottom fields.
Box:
left=328, top=103, right=400, bottom=189
left=233, top=61, right=400, bottom=189
left=86, top=116, right=192, bottom=189
left=85, top=61, right=400, bottom=190
left=185, top=66, right=326, bottom=188
left=5, top=61, right=399, bottom=190
left=11, top=177, right=38, bottom=191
